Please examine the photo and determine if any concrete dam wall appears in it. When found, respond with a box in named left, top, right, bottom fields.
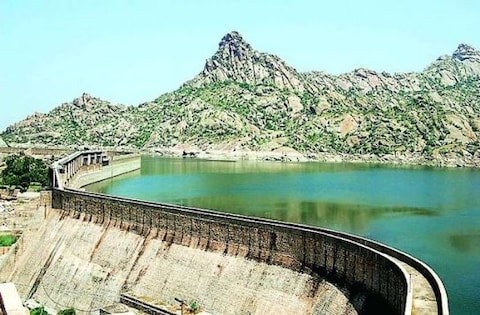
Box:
left=2, top=151, right=451, bottom=314
left=50, top=188, right=409, bottom=315
left=3, top=208, right=366, bottom=314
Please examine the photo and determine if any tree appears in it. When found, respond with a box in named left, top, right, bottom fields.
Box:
left=0, top=153, right=49, bottom=190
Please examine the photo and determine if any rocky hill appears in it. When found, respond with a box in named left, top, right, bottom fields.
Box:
left=2, top=31, right=480, bottom=165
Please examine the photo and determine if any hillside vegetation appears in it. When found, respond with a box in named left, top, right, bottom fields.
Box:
left=2, top=32, right=480, bottom=165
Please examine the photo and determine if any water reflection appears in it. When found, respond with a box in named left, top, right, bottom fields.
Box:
left=176, top=197, right=436, bottom=234
left=87, top=169, right=140, bottom=193
left=448, top=233, right=480, bottom=254
left=137, top=155, right=424, bottom=175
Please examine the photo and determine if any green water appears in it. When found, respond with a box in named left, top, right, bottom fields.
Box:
left=86, top=156, right=480, bottom=315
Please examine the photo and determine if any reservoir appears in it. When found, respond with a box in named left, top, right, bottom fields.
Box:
left=86, top=156, right=480, bottom=315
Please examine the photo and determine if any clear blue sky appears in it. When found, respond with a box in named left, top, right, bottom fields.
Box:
left=1, top=0, right=479, bottom=131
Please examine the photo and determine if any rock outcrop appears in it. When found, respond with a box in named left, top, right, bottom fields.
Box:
left=2, top=32, right=480, bottom=166
left=453, top=43, right=480, bottom=63
left=187, top=31, right=307, bottom=91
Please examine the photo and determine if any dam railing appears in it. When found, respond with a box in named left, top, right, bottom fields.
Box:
left=49, top=151, right=449, bottom=315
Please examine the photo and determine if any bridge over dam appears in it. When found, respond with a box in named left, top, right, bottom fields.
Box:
left=1, top=151, right=448, bottom=315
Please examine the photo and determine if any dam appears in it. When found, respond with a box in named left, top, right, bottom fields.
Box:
left=0, top=151, right=448, bottom=314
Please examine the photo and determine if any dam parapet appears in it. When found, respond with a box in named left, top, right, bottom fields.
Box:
left=50, top=151, right=140, bottom=189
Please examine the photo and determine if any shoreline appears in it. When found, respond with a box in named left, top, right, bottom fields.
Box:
left=1, top=144, right=479, bottom=168
left=148, top=147, right=480, bottom=168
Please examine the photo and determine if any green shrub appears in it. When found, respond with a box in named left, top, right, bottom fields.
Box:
left=58, top=308, right=76, bottom=315
left=0, top=234, right=16, bottom=246
left=190, top=300, right=200, bottom=312
left=30, top=306, right=48, bottom=315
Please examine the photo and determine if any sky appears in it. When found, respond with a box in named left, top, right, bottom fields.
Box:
left=1, top=0, right=479, bottom=132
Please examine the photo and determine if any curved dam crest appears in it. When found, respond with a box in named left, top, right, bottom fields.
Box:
left=1, top=151, right=448, bottom=315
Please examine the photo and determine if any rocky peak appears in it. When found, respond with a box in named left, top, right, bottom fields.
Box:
left=188, top=31, right=306, bottom=91
left=218, top=31, right=252, bottom=52
left=72, top=93, right=100, bottom=112
left=452, top=43, right=480, bottom=62
left=204, top=31, right=254, bottom=73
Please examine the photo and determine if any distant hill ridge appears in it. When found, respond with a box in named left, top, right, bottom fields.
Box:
left=3, top=31, right=480, bottom=165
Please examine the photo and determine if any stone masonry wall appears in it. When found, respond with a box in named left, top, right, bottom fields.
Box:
left=52, top=188, right=408, bottom=315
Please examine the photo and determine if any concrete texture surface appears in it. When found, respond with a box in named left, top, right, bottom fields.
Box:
left=1, top=209, right=362, bottom=315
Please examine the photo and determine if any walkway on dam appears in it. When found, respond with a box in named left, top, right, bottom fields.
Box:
left=393, top=258, right=438, bottom=315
